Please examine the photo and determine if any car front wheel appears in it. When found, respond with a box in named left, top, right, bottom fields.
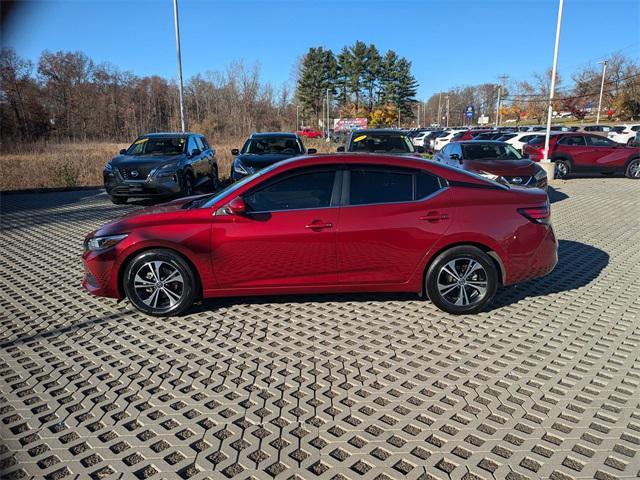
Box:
left=123, top=249, right=197, bottom=316
left=110, top=196, right=127, bottom=205
left=425, top=246, right=498, bottom=315
left=626, top=158, right=640, bottom=179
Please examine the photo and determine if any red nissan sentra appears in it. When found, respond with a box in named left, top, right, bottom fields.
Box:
left=83, top=154, right=558, bottom=316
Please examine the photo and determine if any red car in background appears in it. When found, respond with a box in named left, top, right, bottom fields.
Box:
left=295, top=127, right=324, bottom=139
left=450, top=129, right=493, bottom=142
left=83, top=154, right=557, bottom=317
left=524, top=132, right=640, bottom=179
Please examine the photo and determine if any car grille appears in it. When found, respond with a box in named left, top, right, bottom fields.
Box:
left=119, top=167, right=151, bottom=180
left=503, top=175, right=534, bottom=187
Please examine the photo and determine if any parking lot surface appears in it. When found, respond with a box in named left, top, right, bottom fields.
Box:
left=1, top=178, right=639, bottom=480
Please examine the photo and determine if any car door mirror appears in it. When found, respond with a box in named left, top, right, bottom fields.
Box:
left=226, top=197, right=246, bottom=215
left=415, top=146, right=425, bottom=153
left=307, top=148, right=317, bottom=154
left=119, top=149, right=127, bottom=155
left=190, top=148, right=201, bottom=157
left=450, top=153, right=460, bottom=161
left=337, top=146, right=345, bottom=152
left=231, top=148, right=240, bottom=156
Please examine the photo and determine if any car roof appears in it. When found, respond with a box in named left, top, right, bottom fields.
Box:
left=142, top=132, right=199, bottom=138
left=251, top=132, right=298, bottom=138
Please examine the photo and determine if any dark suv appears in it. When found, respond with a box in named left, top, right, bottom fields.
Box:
left=104, top=133, right=218, bottom=204
left=337, top=129, right=425, bottom=155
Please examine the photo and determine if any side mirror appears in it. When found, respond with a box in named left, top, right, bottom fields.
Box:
left=450, top=153, right=461, bottom=162
left=119, top=149, right=127, bottom=155
left=231, top=148, right=240, bottom=156
left=415, top=146, right=425, bottom=153
left=307, top=148, right=317, bottom=154
left=226, top=197, right=246, bottom=215
left=190, top=148, right=201, bottom=157
left=337, top=146, right=345, bottom=152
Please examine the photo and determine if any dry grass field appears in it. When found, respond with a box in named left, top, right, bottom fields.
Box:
left=0, top=138, right=338, bottom=192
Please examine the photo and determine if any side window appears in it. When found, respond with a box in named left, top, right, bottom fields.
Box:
left=187, top=136, right=198, bottom=154
left=416, top=172, right=441, bottom=199
left=441, top=144, right=451, bottom=156
left=558, top=136, right=585, bottom=146
left=450, top=143, right=462, bottom=158
left=349, top=169, right=414, bottom=205
left=587, top=135, right=614, bottom=147
left=631, top=126, right=639, bottom=132
left=194, top=136, right=205, bottom=151
left=244, top=170, right=335, bottom=212
left=199, top=136, right=209, bottom=150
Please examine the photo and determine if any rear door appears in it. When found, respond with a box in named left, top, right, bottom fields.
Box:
left=336, top=166, right=451, bottom=285
left=585, top=135, right=629, bottom=170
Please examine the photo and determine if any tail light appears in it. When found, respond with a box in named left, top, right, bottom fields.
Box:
left=518, top=204, right=550, bottom=224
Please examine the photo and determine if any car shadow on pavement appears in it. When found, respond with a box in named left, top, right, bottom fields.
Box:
left=547, top=186, right=568, bottom=204
left=490, top=239, right=609, bottom=310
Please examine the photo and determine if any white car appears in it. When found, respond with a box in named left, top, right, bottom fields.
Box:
left=608, top=124, right=640, bottom=145
left=502, top=132, right=546, bottom=153
left=434, top=129, right=466, bottom=151
left=412, top=130, right=430, bottom=147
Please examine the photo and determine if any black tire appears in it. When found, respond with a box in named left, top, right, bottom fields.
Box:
left=181, top=172, right=194, bottom=197
left=627, top=138, right=635, bottom=146
left=554, top=159, right=571, bottom=179
left=425, top=246, right=498, bottom=315
left=210, top=165, right=220, bottom=191
left=123, top=249, right=197, bottom=317
left=110, top=196, right=127, bottom=205
left=626, top=158, right=640, bottom=179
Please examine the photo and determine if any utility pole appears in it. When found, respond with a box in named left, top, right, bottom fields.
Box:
left=437, top=93, right=442, bottom=127
left=172, top=0, right=186, bottom=132
left=445, top=95, right=450, bottom=128
left=296, top=105, right=299, bottom=131
left=496, top=74, right=509, bottom=128
left=596, top=60, right=608, bottom=125
left=542, top=0, right=564, bottom=181
left=326, top=88, right=331, bottom=142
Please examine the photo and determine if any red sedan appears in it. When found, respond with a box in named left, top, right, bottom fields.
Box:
left=83, top=155, right=558, bottom=316
left=295, top=128, right=324, bottom=139
left=524, top=132, right=640, bottom=179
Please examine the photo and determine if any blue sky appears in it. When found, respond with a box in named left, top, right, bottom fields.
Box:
left=4, top=0, right=639, bottom=99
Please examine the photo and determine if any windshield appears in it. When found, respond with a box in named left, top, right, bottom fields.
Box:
left=126, top=137, right=185, bottom=156
left=200, top=164, right=278, bottom=209
left=462, top=143, right=522, bottom=160
left=243, top=137, right=303, bottom=155
left=349, top=133, right=415, bottom=153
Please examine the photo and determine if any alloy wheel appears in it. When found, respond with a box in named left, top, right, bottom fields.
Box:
left=628, top=160, right=640, bottom=178
left=436, top=257, right=488, bottom=307
left=132, top=260, right=185, bottom=310
left=555, top=161, right=569, bottom=178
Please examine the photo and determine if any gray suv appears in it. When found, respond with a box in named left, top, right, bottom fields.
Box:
left=104, top=132, right=218, bottom=204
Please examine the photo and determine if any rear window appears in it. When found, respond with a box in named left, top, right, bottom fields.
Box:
left=611, top=126, right=626, bottom=133
left=528, top=136, right=545, bottom=145
left=348, top=168, right=441, bottom=205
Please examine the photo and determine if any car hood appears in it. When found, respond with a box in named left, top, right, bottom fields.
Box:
left=235, top=153, right=299, bottom=168
left=462, top=158, right=537, bottom=176
left=91, top=194, right=208, bottom=237
left=109, top=153, right=184, bottom=169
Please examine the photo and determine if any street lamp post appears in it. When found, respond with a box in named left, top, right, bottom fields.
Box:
left=172, top=0, right=186, bottom=132
left=445, top=95, right=450, bottom=128
left=596, top=60, right=608, bottom=125
left=541, top=0, right=564, bottom=181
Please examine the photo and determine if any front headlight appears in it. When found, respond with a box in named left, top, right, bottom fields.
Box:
left=85, top=234, right=128, bottom=252
left=534, top=165, right=547, bottom=180
left=233, top=160, right=248, bottom=175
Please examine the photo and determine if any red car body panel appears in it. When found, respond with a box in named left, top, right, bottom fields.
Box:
left=524, top=133, right=639, bottom=170
left=83, top=155, right=558, bottom=303
left=295, top=128, right=323, bottom=139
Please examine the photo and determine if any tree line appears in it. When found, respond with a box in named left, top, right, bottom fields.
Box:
left=0, top=48, right=294, bottom=147
left=424, top=52, right=639, bottom=126
left=295, top=42, right=418, bottom=127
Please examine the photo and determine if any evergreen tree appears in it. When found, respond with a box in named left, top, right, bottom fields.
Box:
left=295, top=47, right=337, bottom=125
left=362, top=44, right=382, bottom=111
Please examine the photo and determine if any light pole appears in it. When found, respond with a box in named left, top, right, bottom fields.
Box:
left=296, top=105, right=299, bottom=131
left=437, top=93, right=442, bottom=127
left=172, top=0, right=186, bottom=132
left=445, top=95, right=450, bottom=128
left=596, top=60, right=608, bottom=125
left=542, top=0, right=564, bottom=181
left=326, top=88, right=331, bottom=142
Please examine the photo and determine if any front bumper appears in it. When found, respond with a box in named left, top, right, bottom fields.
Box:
left=82, top=247, right=121, bottom=298
left=104, top=171, right=181, bottom=197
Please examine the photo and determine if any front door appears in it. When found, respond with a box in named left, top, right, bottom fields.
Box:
left=337, top=166, right=452, bottom=285
left=211, top=168, right=340, bottom=288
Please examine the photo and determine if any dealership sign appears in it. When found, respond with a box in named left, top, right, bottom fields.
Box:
left=334, top=117, right=368, bottom=132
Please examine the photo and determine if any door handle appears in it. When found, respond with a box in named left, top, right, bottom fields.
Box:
left=305, top=222, right=333, bottom=230
left=420, top=212, right=449, bottom=222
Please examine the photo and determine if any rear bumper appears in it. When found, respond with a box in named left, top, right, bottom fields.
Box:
left=504, top=224, right=558, bottom=285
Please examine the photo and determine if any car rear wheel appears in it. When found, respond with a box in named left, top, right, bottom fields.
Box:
left=426, top=246, right=498, bottom=315
left=110, top=196, right=127, bottom=205
left=123, top=249, right=197, bottom=316
left=626, top=158, right=640, bottom=179
left=554, top=159, right=571, bottom=179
